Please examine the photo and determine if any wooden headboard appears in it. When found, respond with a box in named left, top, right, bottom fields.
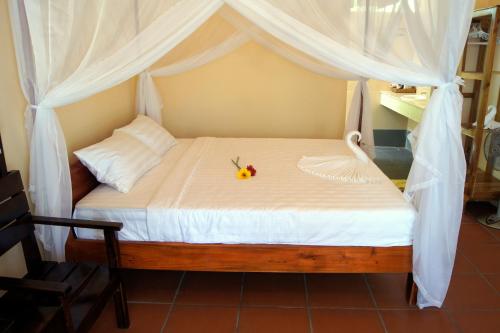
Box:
left=70, top=160, right=99, bottom=210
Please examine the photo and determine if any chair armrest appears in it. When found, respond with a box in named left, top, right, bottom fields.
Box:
left=32, top=216, right=122, bottom=231
left=33, top=216, right=123, bottom=269
left=0, top=276, right=71, bottom=296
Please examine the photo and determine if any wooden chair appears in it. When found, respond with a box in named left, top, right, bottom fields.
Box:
left=0, top=135, right=129, bottom=333
left=0, top=295, right=68, bottom=333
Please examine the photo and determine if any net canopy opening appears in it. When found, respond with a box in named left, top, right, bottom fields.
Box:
left=8, top=0, right=474, bottom=309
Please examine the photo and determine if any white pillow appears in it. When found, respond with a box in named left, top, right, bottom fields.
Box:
left=74, top=132, right=161, bottom=193
left=115, top=115, right=176, bottom=155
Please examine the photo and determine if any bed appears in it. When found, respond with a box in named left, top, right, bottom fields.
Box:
left=66, top=137, right=417, bottom=303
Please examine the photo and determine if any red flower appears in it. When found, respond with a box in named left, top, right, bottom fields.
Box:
left=246, top=165, right=257, bottom=176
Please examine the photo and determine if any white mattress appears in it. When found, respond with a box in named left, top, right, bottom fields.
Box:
left=74, top=137, right=416, bottom=246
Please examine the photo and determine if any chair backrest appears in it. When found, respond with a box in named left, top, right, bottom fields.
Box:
left=0, top=135, right=41, bottom=270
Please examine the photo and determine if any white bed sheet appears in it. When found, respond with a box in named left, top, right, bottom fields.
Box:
left=74, top=137, right=415, bottom=246
left=74, top=139, right=193, bottom=240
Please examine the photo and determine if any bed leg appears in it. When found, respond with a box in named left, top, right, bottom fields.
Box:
left=406, top=273, right=418, bottom=306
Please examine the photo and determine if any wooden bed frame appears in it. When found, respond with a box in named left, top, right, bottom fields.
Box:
left=65, top=159, right=417, bottom=304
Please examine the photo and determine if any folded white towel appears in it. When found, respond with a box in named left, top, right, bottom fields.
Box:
left=297, top=131, right=381, bottom=184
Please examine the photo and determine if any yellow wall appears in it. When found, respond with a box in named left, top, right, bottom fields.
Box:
left=369, top=80, right=409, bottom=130
left=156, top=41, right=347, bottom=139
left=0, top=0, right=28, bottom=278
left=346, top=80, right=409, bottom=131
left=0, top=1, right=136, bottom=277
left=57, top=82, right=137, bottom=164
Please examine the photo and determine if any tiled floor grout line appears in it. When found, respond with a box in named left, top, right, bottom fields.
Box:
left=127, top=300, right=173, bottom=305
left=448, top=247, right=476, bottom=331
left=443, top=308, right=500, bottom=312
left=443, top=308, right=465, bottom=333
left=473, top=269, right=499, bottom=295
left=126, top=300, right=455, bottom=310
left=479, top=218, right=500, bottom=242
left=158, top=302, right=241, bottom=308
left=363, top=274, right=388, bottom=333
left=303, top=274, right=314, bottom=333
left=309, top=305, right=500, bottom=311
left=160, top=271, right=186, bottom=333
left=470, top=219, right=500, bottom=295
left=453, top=222, right=500, bottom=320
left=309, top=305, right=411, bottom=311
left=242, top=303, right=307, bottom=309
left=234, top=272, right=245, bottom=333
left=459, top=228, right=500, bottom=295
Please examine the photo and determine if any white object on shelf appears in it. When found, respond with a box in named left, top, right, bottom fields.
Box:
left=473, top=105, right=500, bottom=129
left=468, top=22, right=500, bottom=45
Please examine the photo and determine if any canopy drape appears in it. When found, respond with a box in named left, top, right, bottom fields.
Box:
left=9, top=0, right=474, bottom=309
left=8, top=0, right=222, bottom=261
left=136, top=8, right=371, bottom=143
left=344, top=80, right=374, bottom=147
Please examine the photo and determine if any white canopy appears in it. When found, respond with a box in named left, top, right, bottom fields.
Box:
left=9, top=0, right=474, bottom=309
left=136, top=8, right=366, bottom=127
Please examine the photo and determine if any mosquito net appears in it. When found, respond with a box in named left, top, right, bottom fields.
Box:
left=9, top=0, right=474, bottom=308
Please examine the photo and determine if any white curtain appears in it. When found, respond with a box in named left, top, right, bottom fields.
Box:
left=345, top=80, right=374, bottom=147
left=9, top=0, right=224, bottom=261
left=10, top=0, right=473, bottom=308
left=136, top=72, right=164, bottom=124
left=223, top=0, right=472, bottom=308
left=402, top=0, right=472, bottom=308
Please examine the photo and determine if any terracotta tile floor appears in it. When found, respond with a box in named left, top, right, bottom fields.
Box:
left=91, top=202, right=500, bottom=333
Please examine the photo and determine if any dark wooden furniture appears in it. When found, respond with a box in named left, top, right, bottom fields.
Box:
left=66, top=158, right=418, bottom=305
left=0, top=137, right=129, bottom=333
left=0, top=300, right=67, bottom=333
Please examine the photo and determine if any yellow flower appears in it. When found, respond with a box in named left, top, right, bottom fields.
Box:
left=237, top=168, right=251, bottom=180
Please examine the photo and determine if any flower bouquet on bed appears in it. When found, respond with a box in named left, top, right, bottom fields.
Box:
left=231, top=156, right=256, bottom=180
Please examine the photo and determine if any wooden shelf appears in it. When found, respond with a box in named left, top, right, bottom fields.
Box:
left=467, top=169, right=500, bottom=201
left=467, top=41, right=500, bottom=46
left=462, top=127, right=476, bottom=138
left=460, top=71, right=486, bottom=80
left=462, top=127, right=492, bottom=139
left=462, top=5, right=500, bottom=202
